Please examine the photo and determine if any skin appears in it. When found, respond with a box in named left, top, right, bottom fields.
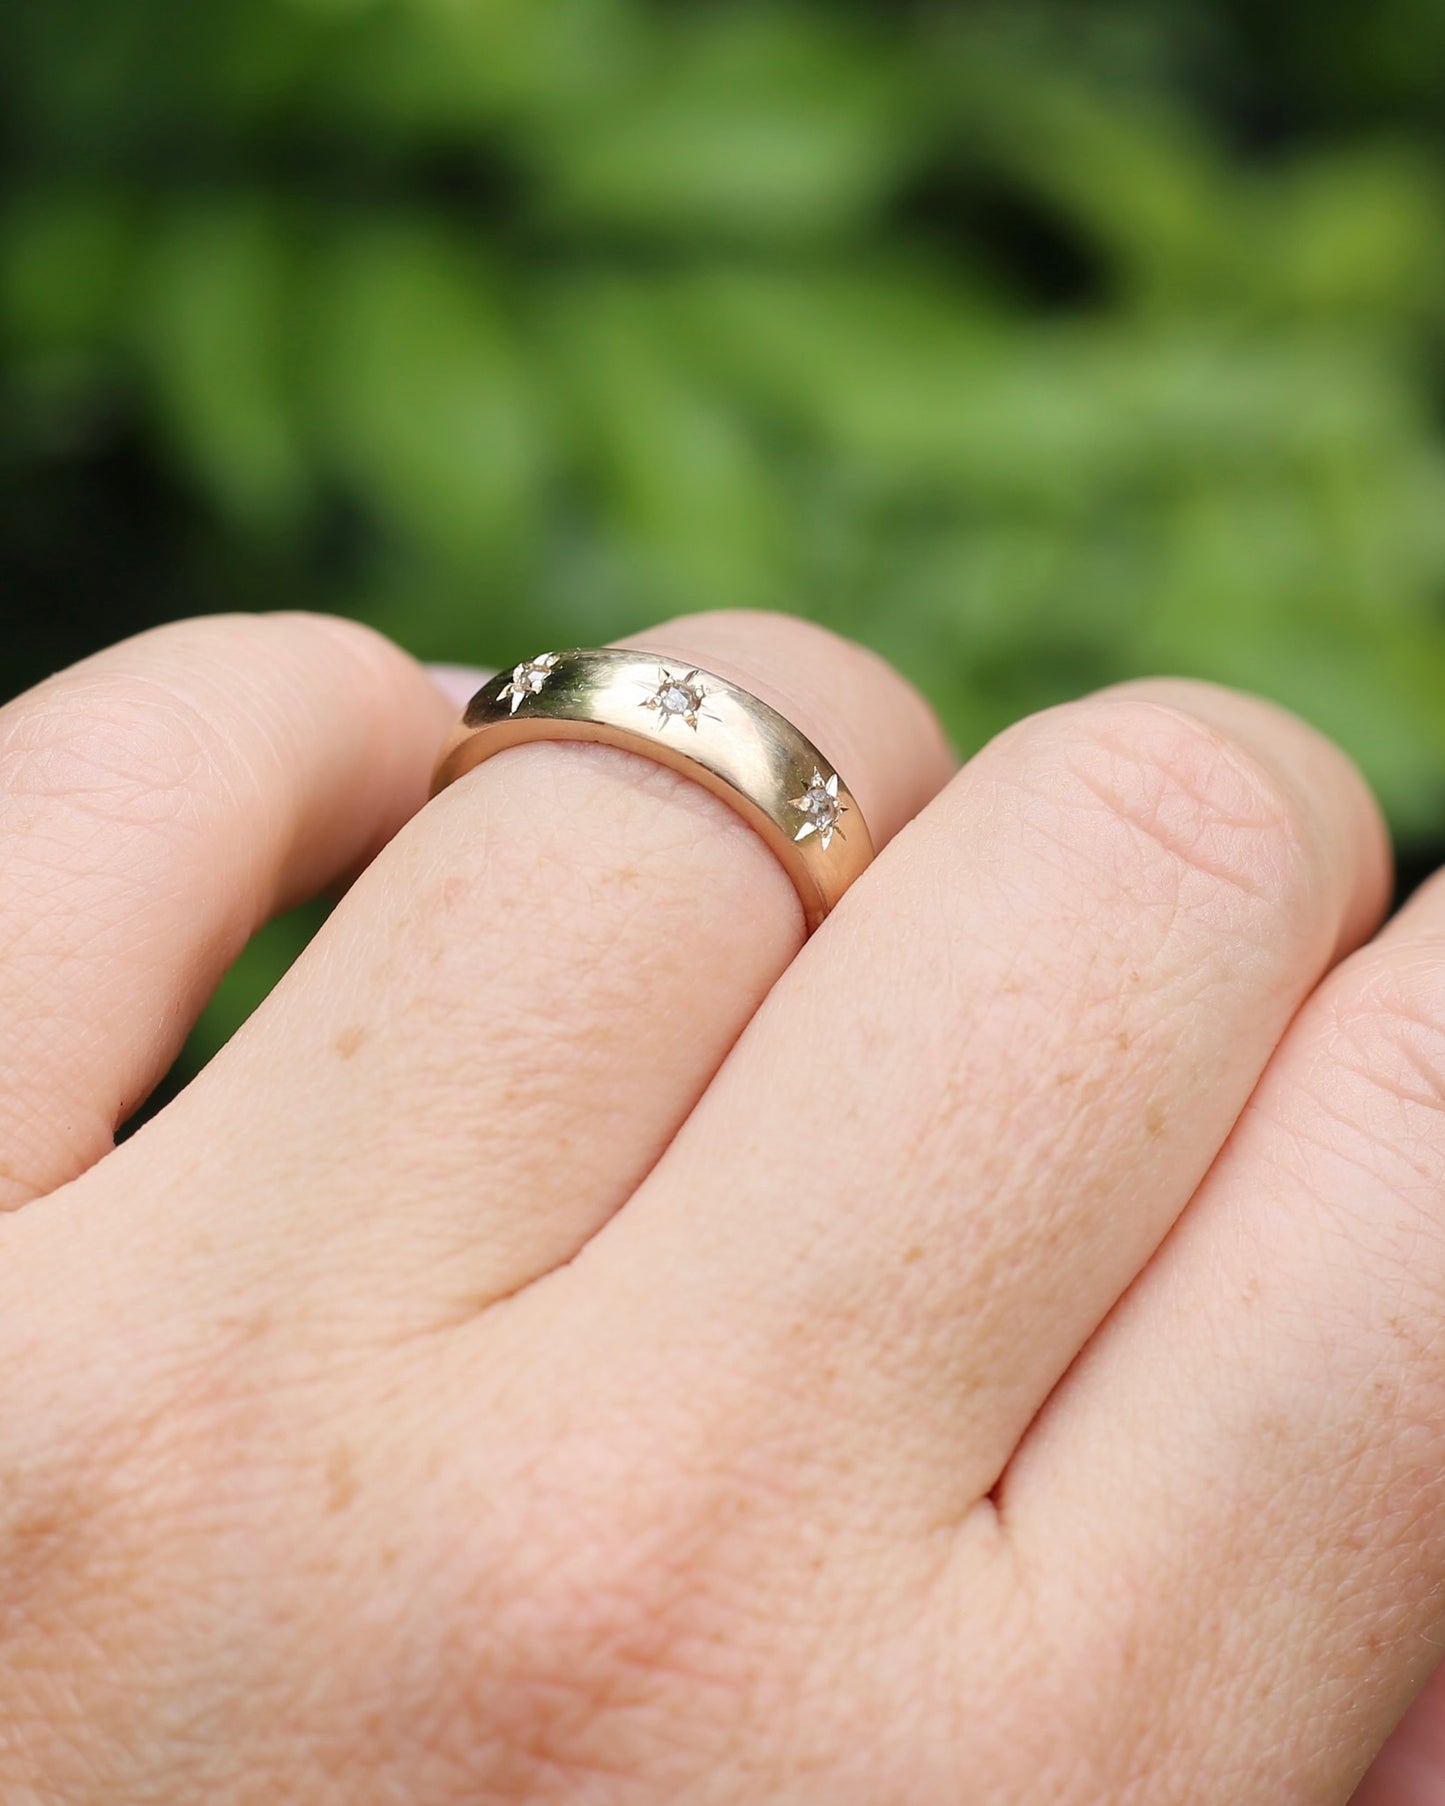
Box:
left=0, top=606, right=1443, bottom=1801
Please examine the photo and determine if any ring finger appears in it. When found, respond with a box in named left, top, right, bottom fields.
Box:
left=114, top=610, right=953, bottom=1330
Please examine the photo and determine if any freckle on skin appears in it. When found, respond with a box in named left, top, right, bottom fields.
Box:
left=904, top=1245, right=925, bottom=1265
left=1145, top=1103, right=1166, bottom=1137
left=221, top=1310, right=273, bottom=1341
left=327, top=1445, right=359, bottom=1515
left=6, top=1504, right=63, bottom=1557
left=334, top=1024, right=367, bottom=1060
left=1116, top=1030, right=1132, bottom=1052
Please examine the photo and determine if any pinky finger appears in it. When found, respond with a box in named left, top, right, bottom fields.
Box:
left=993, top=867, right=1445, bottom=1799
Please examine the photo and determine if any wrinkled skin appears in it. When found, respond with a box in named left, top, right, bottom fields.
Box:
left=1, top=608, right=1443, bottom=1803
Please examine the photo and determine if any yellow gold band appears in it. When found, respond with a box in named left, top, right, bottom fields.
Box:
left=431, top=647, right=874, bottom=933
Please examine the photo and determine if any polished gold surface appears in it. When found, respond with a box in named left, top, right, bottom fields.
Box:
left=432, top=647, right=874, bottom=932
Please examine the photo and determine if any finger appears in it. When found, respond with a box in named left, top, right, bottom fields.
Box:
left=577, top=681, right=1389, bottom=1522
left=125, top=611, right=954, bottom=1326
left=997, top=870, right=1445, bottom=1800
left=427, top=664, right=496, bottom=708
left=1355, top=1658, right=1445, bottom=1805
left=0, top=612, right=452, bottom=1209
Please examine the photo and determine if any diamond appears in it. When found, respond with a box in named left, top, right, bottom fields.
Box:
left=802, top=783, right=839, bottom=827
left=642, top=667, right=711, bottom=731
left=789, top=769, right=846, bottom=849
left=498, top=651, right=560, bottom=714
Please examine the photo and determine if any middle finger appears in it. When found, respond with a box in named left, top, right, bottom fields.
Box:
left=581, top=681, right=1389, bottom=1518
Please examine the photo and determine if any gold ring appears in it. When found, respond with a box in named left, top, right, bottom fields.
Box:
left=431, top=648, right=874, bottom=932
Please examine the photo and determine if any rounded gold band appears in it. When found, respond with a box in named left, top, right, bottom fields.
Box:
left=431, top=647, right=874, bottom=932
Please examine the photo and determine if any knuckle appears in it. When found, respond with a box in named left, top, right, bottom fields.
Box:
left=0, top=1296, right=867, bottom=1801
left=1274, top=949, right=1445, bottom=1319
left=0, top=679, right=212, bottom=829
left=1317, top=948, right=1445, bottom=1139
left=1004, top=696, right=1318, bottom=938
left=639, top=608, right=918, bottom=710
left=264, top=608, right=418, bottom=696
left=436, top=1401, right=852, bottom=1801
left=0, top=611, right=413, bottom=834
left=0, top=1342, right=159, bottom=1783
left=458, top=1475, right=756, bottom=1793
left=650, top=606, right=839, bottom=651
left=0, top=1295, right=335, bottom=1795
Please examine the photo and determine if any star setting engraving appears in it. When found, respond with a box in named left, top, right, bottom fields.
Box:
left=498, top=651, right=560, bottom=713
left=790, top=769, right=846, bottom=849
left=641, top=667, right=715, bottom=732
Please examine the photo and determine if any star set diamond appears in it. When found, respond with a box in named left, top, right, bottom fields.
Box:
left=641, top=667, right=713, bottom=732
left=488, top=652, right=846, bottom=856
left=789, top=769, right=846, bottom=849
left=498, top=651, right=560, bottom=713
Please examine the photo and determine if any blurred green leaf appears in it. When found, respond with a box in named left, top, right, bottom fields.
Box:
left=1243, top=149, right=1445, bottom=320
left=544, top=275, right=788, bottom=613
left=293, top=0, right=645, bottom=144
left=6, top=0, right=1445, bottom=1089
left=0, top=192, right=137, bottom=352
left=133, top=200, right=313, bottom=530
left=937, top=29, right=1233, bottom=303
left=309, top=220, right=544, bottom=569
left=527, top=8, right=917, bottom=240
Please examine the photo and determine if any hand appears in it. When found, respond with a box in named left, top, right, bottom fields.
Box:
left=0, top=608, right=1439, bottom=1803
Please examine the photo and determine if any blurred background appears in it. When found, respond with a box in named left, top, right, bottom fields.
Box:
left=5, top=0, right=1445, bottom=1082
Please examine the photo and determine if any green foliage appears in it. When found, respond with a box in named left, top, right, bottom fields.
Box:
left=5, top=0, right=1445, bottom=1055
